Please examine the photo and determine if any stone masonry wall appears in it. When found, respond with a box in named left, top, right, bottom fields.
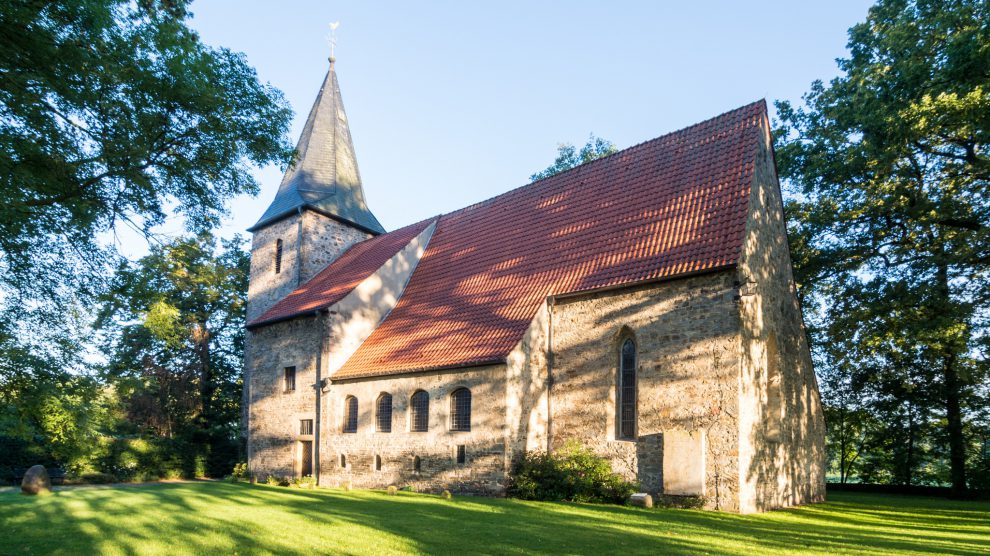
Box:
left=320, top=365, right=509, bottom=494
left=245, top=314, right=322, bottom=479
left=299, top=210, right=371, bottom=284
left=549, top=272, right=743, bottom=511
left=736, top=117, right=826, bottom=513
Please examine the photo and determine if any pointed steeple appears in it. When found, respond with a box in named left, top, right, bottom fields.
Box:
left=250, top=60, right=385, bottom=234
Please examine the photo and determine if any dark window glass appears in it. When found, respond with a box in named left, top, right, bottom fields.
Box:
left=410, top=390, right=429, bottom=432
left=343, top=396, right=358, bottom=433
left=340, top=454, right=346, bottom=468
left=283, top=367, right=296, bottom=393
left=450, top=388, right=471, bottom=432
left=619, top=339, right=637, bottom=439
left=413, top=456, right=421, bottom=473
left=275, top=239, right=283, bottom=274
left=375, top=455, right=382, bottom=471
left=456, top=445, right=466, bottom=464
left=299, top=419, right=313, bottom=435
left=376, top=393, right=392, bottom=433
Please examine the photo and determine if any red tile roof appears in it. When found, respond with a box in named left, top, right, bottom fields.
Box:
left=328, top=100, right=767, bottom=379
left=248, top=218, right=434, bottom=328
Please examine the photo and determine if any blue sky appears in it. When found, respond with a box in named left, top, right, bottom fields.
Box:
left=149, top=1, right=874, bottom=247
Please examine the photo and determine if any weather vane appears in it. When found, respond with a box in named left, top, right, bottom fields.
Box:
left=328, top=21, right=340, bottom=61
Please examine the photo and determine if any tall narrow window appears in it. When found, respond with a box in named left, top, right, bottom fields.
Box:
left=283, top=366, right=296, bottom=393
left=413, top=456, right=421, bottom=473
left=410, top=390, right=429, bottom=432
left=766, top=334, right=782, bottom=440
left=456, top=445, right=466, bottom=465
left=274, top=239, right=283, bottom=274
left=339, top=454, right=347, bottom=468
left=299, top=419, right=313, bottom=435
left=450, top=388, right=472, bottom=432
left=376, top=393, right=393, bottom=433
left=374, top=455, right=382, bottom=471
left=618, top=338, right=637, bottom=439
left=343, top=396, right=358, bottom=433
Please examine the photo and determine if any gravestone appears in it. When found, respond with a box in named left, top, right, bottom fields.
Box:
left=21, top=465, right=51, bottom=495
left=628, top=493, right=654, bottom=508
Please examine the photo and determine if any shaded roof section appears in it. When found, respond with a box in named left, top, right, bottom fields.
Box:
left=250, top=62, right=385, bottom=234
left=247, top=218, right=435, bottom=328
left=330, top=100, right=768, bottom=379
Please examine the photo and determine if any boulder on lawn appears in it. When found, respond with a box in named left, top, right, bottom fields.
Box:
left=628, top=493, right=653, bottom=508
left=21, top=465, right=51, bottom=495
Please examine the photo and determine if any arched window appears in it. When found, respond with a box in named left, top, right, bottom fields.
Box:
left=618, top=338, right=637, bottom=439
left=374, top=454, right=382, bottom=471
left=343, top=396, right=358, bottom=433
left=413, top=456, right=421, bottom=473
left=274, top=239, right=283, bottom=274
left=376, top=393, right=393, bottom=433
left=410, top=390, right=429, bottom=432
left=450, top=388, right=472, bottom=432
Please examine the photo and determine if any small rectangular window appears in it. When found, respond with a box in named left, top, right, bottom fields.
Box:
left=300, top=419, right=313, bottom=435
left=456, top=445, right=466, bottom=465
left=283, top=367, right=296, bottom=393
left=339, top=454, right=346, bottom=468
left=274, top=239, right=283, bottom=274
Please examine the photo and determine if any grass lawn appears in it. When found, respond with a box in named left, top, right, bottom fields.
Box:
left=0, top=482, right=987, bottom=555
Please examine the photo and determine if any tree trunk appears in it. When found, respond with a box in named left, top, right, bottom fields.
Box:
left=935, top=257, right=967, bottom=496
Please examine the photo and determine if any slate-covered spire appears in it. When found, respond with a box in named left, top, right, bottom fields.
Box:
left=250, top=59, right=385, bottom=234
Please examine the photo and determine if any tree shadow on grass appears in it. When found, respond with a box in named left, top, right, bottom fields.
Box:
left=1, top=484, right=988, bottom=555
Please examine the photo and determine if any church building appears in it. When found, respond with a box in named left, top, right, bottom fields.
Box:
left=243, top=56, right=826, bottom=513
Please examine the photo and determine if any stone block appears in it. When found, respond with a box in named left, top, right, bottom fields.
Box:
left=21, top=465, right=51, bottom=495
left=628, top=493, right=653, bottom=508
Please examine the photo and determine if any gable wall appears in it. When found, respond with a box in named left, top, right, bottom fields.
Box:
left=548, top=271, right=743, bottom=511
left=736, top=118, right=826, bottom=512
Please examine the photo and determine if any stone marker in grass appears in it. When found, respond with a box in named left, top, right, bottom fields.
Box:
left=21, top=465, right=51, bottom=495
left=628, top=493, right=653, bottom=508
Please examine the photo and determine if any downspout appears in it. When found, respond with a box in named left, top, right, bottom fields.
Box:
left=546, top=297, right=555, bottom=452
left=314, top=310, right=330, bottom=485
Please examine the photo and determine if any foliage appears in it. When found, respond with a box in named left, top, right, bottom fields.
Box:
left=530, top=135, right=617, bottom=181
left=774, top=0, right=990, bottom=494
left=2, top=483, right=988, bottom=554
left=386, top=485, right=398, bottom=495
left=654, top=494, right=707, bottom=509
left=230, top=462, right=249, bottom=482
left=508, top=442, right=638, bottom=504
left=95, top=233, right=249, bottom=478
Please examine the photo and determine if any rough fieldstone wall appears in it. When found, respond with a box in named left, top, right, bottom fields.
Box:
left=320, top=365, right=509, bottom=494
left=299, top=210, right=371, bottom=284
left=246, top=216, right=302, bottom=323
left=245, top=314, right=322, bottom=479
left=549, top=272, right=743, bottom=511
left=736, top=118, right=826, bottom=512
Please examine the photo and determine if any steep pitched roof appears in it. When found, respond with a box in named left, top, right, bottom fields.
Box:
left=247, top=218, right=435, bottom=328
left=328, top=101, right=767, bottom=379
left=250, top=62, right=385, bottom=234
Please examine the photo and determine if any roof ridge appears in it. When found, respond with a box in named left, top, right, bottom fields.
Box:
left=435, top=99, right=766, bottom=222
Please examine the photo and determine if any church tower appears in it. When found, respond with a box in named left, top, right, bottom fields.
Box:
left=246, top=57, right=385, bottom=322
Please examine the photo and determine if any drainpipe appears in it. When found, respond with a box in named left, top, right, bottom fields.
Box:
left=546, top=297, right=555, bottom=452
left=313, top=310, right=329, bottom=484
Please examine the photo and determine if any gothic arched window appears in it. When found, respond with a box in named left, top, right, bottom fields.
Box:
left=618, top=338, right=637, bottom=439
left=376, top=393, right=393, bottom=433
left=450, top=388, right=472, bottom=432
left=410, top=390, right=429, bottom=432
left=343, top=396, right=358, bottom=433
left=274, top=239, right=283, bottom=274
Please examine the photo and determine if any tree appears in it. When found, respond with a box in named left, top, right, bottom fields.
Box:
left=97, top=234, right=249, bottom=476
left=0, top=0, right=292, bottom=307
left=530, top=135, right=617, bottom=181
left=775, top=0, right=990, bottom=494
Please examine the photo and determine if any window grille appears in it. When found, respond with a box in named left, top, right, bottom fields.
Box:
left=376, top=393, right=393, bottom=433
left=343, top=396, right=358, bottom=433
left=299, top=419, right=313, bottom=435
left=449, top=388, right=472, bottom=432
left=619, top=339, right=637, bottom=439
left=283, top=367, right=296, bottom=393
left=410, top=390, right=429, bottom=432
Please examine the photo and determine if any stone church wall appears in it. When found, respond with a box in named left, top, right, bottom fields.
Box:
left=736, top=117, right=826, bottom=512
left=244, top=314, right=323, bottom=479
left=548, top=271, right=743, bottom=511
left=320, top=365, right=509, bottom=494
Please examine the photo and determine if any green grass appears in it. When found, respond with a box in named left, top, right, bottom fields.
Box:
left=0, top=482, right=987, bottom=555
